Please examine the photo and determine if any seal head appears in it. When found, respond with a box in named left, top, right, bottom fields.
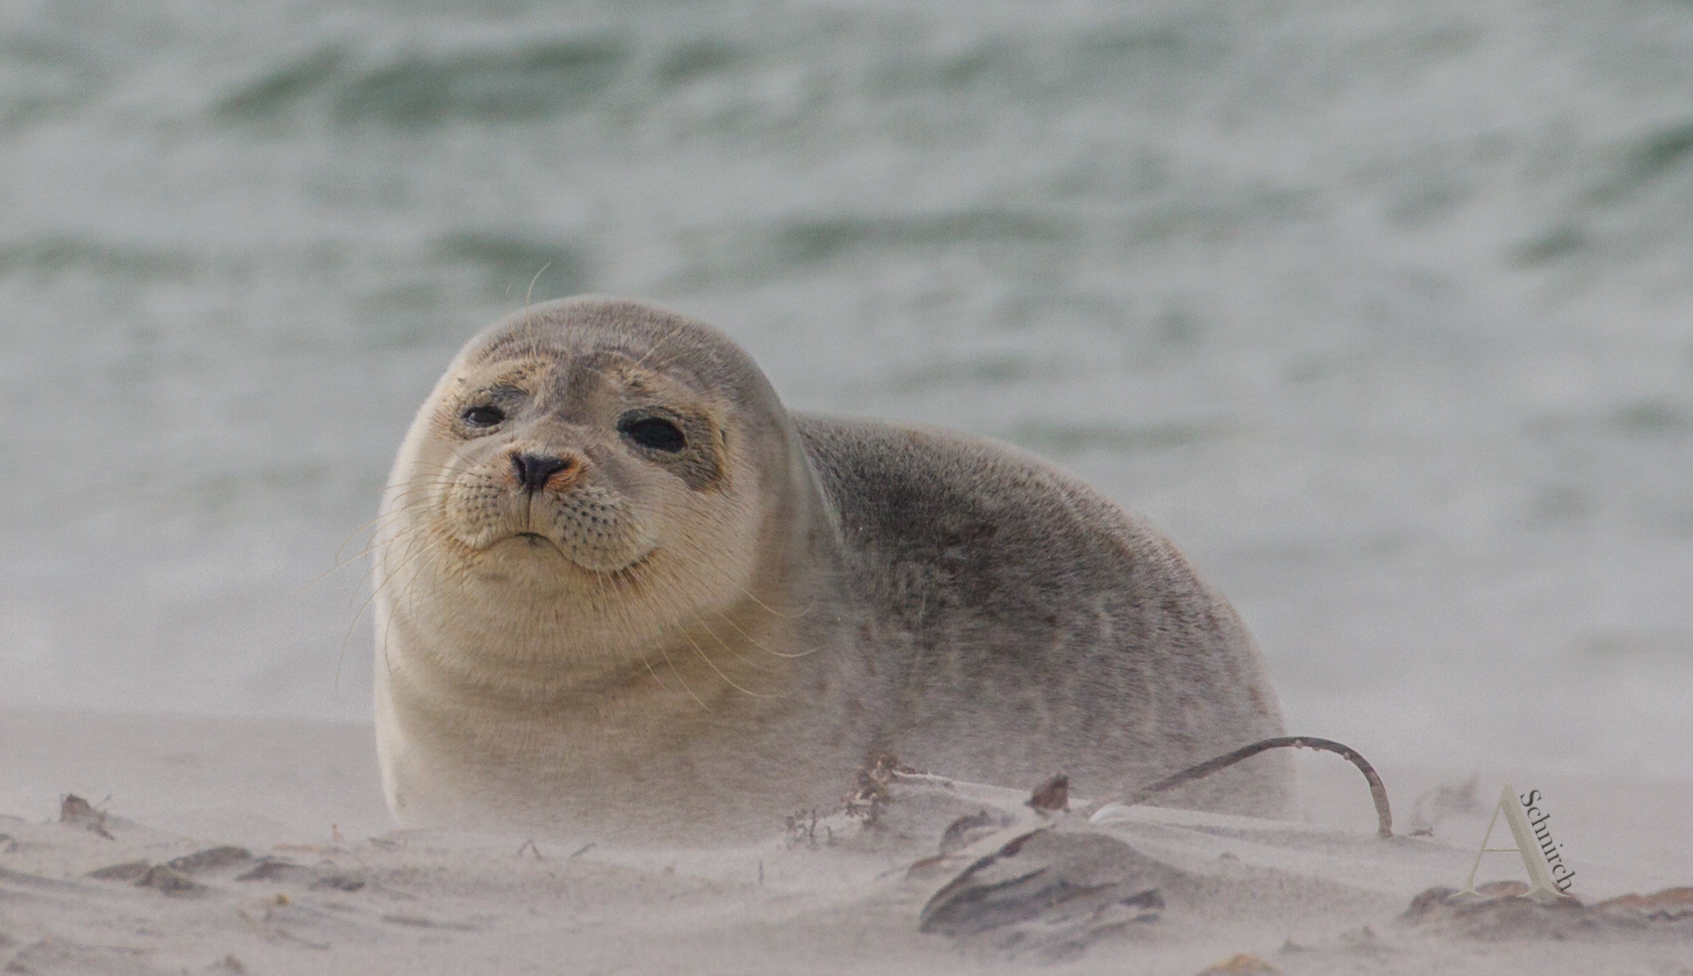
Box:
left=374, top=298, right=871, bottom=839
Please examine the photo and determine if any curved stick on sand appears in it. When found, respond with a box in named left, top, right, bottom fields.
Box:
left=1096, top=736, right=1394, bottom=838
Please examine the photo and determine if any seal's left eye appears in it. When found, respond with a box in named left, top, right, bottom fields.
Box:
left=463, top=405, right=505, bottom=427
left=620, top=416, right=686, bottom=452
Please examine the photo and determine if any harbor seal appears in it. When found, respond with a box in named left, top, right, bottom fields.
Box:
left=373, top=296, right=1290, bottom=842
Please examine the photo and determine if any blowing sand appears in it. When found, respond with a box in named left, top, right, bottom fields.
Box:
left=2, top=708, right=1690, bottom=975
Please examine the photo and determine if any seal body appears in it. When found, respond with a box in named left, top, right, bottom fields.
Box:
left=373, top=297, right=1289, bottom=842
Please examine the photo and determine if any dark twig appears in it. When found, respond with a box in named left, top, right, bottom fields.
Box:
left=59, top=794, right=115, bottom=840
left=1117, top=736, right=1394, bottom=838
left=1026, top=774, right=1069, bottom=812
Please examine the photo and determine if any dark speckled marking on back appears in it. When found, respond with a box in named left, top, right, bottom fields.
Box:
left=793, top=413, right=1290, bottom=812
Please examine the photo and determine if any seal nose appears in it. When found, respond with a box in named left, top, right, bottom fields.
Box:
left=512, top=452, right=572, bottom=493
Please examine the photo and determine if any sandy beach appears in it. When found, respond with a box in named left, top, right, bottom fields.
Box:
left=3, top=708, right=1690, bottom=975
left=6, top=2, right=1693, bottom=973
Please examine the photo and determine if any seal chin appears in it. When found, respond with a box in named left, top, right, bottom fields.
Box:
left=488, top=529, right=655, bottom=577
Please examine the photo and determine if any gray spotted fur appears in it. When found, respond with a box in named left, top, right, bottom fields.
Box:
left=796, top=416, right=1290, bottom=814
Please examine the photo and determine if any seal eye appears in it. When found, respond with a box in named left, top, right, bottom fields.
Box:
left=463, top=405, right=505, bottom=428
left=620, top=416, right=686, bottom=453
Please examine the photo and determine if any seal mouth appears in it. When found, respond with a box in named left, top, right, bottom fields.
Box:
left=488, top=530, right=655, bottom=580
left=496, top=531, right=562, bottom=554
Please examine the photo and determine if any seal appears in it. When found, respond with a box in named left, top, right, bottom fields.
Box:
left=373, top=297, right=1290, bottom=842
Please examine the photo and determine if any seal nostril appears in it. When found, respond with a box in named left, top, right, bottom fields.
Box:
left=512, top=452, right=571, bottom=493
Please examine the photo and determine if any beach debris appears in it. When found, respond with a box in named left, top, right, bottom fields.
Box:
left=937, top=809, right=1013, bottom=855
left=1026, top=774, right=1068, bottom=812
left=1409, top=881, right=1693, bottom=935
left=88, top=847, right=253, bottom=887
left=1593, top=886, right=1693, bottom=920
left=167, top=846, right=253, bottom=875
left=233, top=857, right=362, bottom=891
left=309, top=874, right=366, bottom=893
left=516, top=839, right=543, bottom=860
left=86, top=859, right=152, bottom=882
left=57, top=794, right=113, bottom=840
left=207, top=953, right=246, bottom=974
left=844, top=752, right=917, bottom=825
left=1194, top=953, right=1280, bottom=976
left=1402, top=884, right=1603, bottom=938
left=919, top=827, right=1186, bottom=960
left=135, top=865, right=207, bottom=896
left=235, top=858, right=313, bottom=884
left=785, top=808, right=829, bottom=849
left=1094, top=736, right=1394, bottom=838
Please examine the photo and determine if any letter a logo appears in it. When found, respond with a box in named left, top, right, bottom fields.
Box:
left=1458, top=784, right=1566, bottom=900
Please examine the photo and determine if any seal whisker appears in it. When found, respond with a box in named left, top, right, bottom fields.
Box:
left=343, top=527, right=437, bottom=695
left=677, top=625, right=776, bottom=700
left=350, top=516, right=448, bottom=693
left=337, top=492, right=459, bottom=605
left=704, top=606, right=821, bottom=661
left=642, top=618, right=710, bottom=711
left=631, top=324, right=689, bottom=371
left=599, top=554, right=717, bottom=710
left=522, top=261, right=552, bottom=311
left=692, top=614, right=781, bottom=674
left=730, top=582, right=814, bottom=622
left=302, top=474, right=460, bottom=596
left=316, top=506, right=446, bottom=596
left=372, top=526, right=453, bottom=681
left=578, top=552, right=673, bottom=695
left=654, top=534, right=822, bottom=653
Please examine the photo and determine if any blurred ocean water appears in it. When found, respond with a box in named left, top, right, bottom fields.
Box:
left=2, top=0, right=1691, bottom=781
